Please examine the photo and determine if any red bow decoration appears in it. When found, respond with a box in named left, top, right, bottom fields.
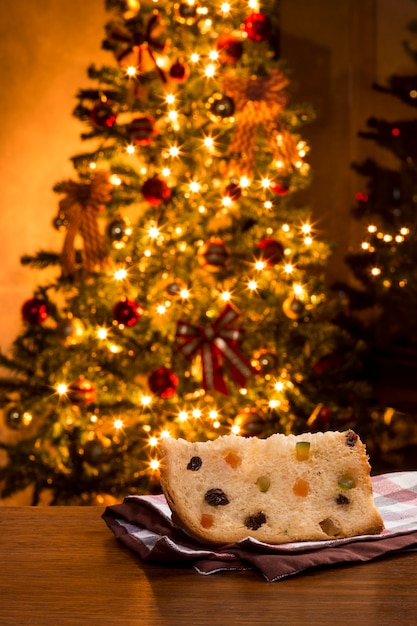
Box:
left=176, top=305, right=253, bottom=396
left=108, top=13, right=167, bottom=83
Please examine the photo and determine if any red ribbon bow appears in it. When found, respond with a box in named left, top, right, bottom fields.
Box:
left=176, top=305, right=253, bottom=395
left=110, top=13, right=167, bottom=83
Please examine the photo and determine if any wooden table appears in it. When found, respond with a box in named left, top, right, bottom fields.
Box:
left=1, top=507, right=416, bottom=626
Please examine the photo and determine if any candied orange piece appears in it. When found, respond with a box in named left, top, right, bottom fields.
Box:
left=224, top=451, right=241, bottom=468
left=200, top=513, right=214, bottom=529
left=293, top=478, right=309, bottom=497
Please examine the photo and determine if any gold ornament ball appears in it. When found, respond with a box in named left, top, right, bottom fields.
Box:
left=282, top=295, right=305, bottom=320
left=234, top=407, right=266, bottom=437
left=56, top=317, right=85, bottom=346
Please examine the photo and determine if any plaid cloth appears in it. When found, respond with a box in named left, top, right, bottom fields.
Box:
left=102, top=471, right=417, bottom=582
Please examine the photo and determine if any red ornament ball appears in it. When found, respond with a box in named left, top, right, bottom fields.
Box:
left=313, top=353, right=342, bottom=374
left=148, top=367, right=179, bottom=399
left=113, top=299, right=144, bottom=327
left=198, top=239, right=229, bottom=272
left=68, top=376, right=96, bottom=406
left=216, top=34, right=244, bottom=64
left=256, top=238, right=285, bottom=266
left=129, top=117, right=157, bottom=146
left=141, top=177, right=171, bottom=206
left=90, top=100, right=117, bottom=128
left=234, top=407, right=266, bottom=437
left=21, top=298, right=49, bottom=325
left=223, top=181, right=242, bottom=201
left=270, top=179, right=290, bottom=196
left=243, top=13, right=272, bottom=42
left=169, top=60, right=190, bottom=82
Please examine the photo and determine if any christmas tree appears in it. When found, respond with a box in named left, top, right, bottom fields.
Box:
left=0, top=0, right=370, bottom=505
left=332, top=10, right=417, bottom=468
left=336, top=12, right=417, bottom=385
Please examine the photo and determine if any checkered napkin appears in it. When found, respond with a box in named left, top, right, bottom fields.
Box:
left=102, top=472, right=417, bottom=582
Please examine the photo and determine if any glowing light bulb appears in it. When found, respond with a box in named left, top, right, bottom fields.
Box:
left=269, top=399, right=280, bottom=409
left=231, top=424, right=240, bottom=434
left=189, top=180, right=201, bottom=193
left=165, top=93, right=176, bottom=105
left=400, top=227, right=409, bottom=235
left=192, top=409, right=202, bottom=418
left=208, top=410, right=218, bottom=420
left=190, top=52, right=200, bottom=63
left=264, top=200, right=272, bottom=210
left=126, top=144, right=135, bottom=154
left=178, top=410, right=188, bottom=421
left=141, top=395, right=152, bottom=407
left=239, top=176, right=251, bottom=188
left=282, top=223, right=290, bottom=232
left=148, top=225, right=160, bottom=239
left=208, top=50, right=219, bottom=61
left=361, top=242, right=370, bottom=250
left=222, top=195, right=232, bottom=207
left=371, top=267, right=381, bottom=276
left=114, top=268, right=128, bottom=281
left=126, top=65, right=137, bottom=77
left=248, top=279, right=258, bottom=291
left=368, top=224, right=377, bottom=233
left=23, top=412, right=33, bottom=426
left=110, top=174, right=122, bottom=186
left=203, top=136, right=214, bottom=149
left=254, top=260, right=266, bottom=271
left=150, top=459, right=160, bottom=470
left=220, top=291, right=231, bottom=301
left=274, top=381, right=284, bottom=391
left=97, top=327, right=108, bottom=340
left=293, top=283, right=304, bottom=297
left=156, top=304, right=167, bottom=314
left=204, top=63, right=216, bottom=78
left=180, top=288, right=190, bottom=299
left=301, top=223, right=311, bottom=234
left=56, top=383, right=68, bottom=395
left=304, top=236, right=313, bottom=246
left=168, top=110, right=178, bottom=122
left=113, top=418, right=124, bottom=430
left=261, top=177, right=271, bottom=189
left=161, top=167, right=171, bottom=177
left=168, top=145, right=180, bottom=157
left=284, top=263, right=294, bottom=274
left=149, top=436, right=158, bottom=447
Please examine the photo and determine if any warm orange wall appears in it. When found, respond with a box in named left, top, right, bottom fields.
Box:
left=1, top=0, right=416, bottom=358
left=0, top=0, right=107, bottom=357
